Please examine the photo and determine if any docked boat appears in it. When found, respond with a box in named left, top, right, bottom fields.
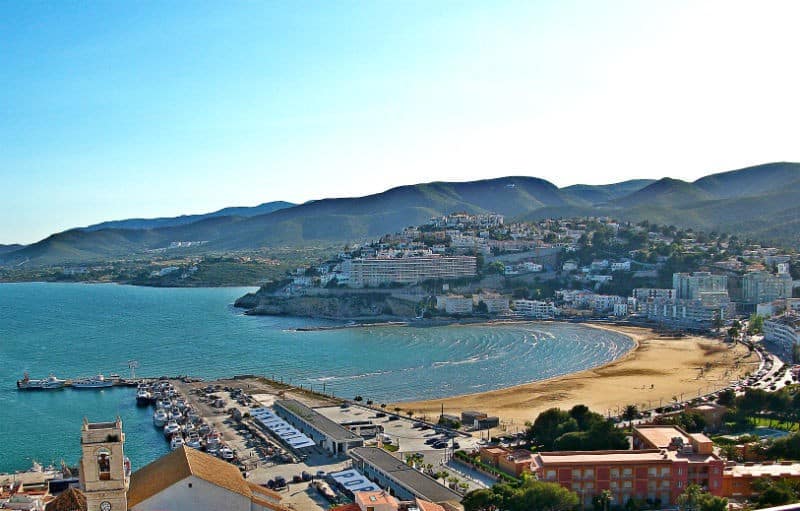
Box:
left=153, top=409, right=168, bottom=427
left=16, top=373, right=66, bottom=390
left=186, top=433, right=202, bottom=449
left=163, top=421, right=181, bottom=438
left=136, top=387, right=152, bottom=406
left=71, top=375, right=113, bottom=389
left=170, top=436, right=185, bottom=450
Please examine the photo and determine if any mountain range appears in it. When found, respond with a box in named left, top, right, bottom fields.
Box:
left=3, top=162, right=800, bottom=265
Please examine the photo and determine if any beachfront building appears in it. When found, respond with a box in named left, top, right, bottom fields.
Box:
left=741, top=271, right=793, bottom=304
left=348, top=448, right=462, bottom=506
left=763, top=314, right=800, bottom=353
left=477, top=293, right=510, bottom=314
left=436, top=295, right=473, bottom=315
left=721, top=462, right=800, bottom=499
left=127, top=446, right=286, bottom=511
left=341, top=255, right=476, bottom=288
left=673, top=272, right=728, bottom=300
left=479, top=446, right=536, bottom=477
left=531, top=426, right=724, bottom=508
left=632, top=289, right=675, bottom=312
left=273, top=400, right=364, bottom=455
left=512, top=299, right=556, bottom=319
left=645, top=293, right=733, bottom=331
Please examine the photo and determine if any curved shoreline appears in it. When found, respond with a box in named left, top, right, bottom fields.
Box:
left=393, top=323, right=759, bottom=424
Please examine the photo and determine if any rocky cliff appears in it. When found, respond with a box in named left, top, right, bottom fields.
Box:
left=234, top=290, right=418, bottom=319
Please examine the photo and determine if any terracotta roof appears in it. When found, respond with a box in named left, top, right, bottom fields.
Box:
left=416, top=498, right=446, bottom=511
left=127, top=446, right=253, bottom=508
left=331, top=504, right=361, bottom=511
left=45, top=487, right=87, bottom=511
left=355, top=490, right=398, bottom=508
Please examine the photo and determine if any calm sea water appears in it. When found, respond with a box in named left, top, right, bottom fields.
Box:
left=0, top=282, right=634, bottom=472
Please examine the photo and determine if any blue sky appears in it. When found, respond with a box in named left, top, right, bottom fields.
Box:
left=2, top=1, right=800, bottom=244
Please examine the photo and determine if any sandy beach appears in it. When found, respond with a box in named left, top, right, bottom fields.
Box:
left=394, top=324, right=759, bottom=427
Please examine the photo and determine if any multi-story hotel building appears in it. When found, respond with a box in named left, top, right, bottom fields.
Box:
left=530, top=426, right=724, bottom=508
left=342, top=255, right=476, bottom=288
left=673, top=272, right=728, bottom=300
left=763, top=314, right=800, bottom=353
left=513, top=299, right=556, bottom=319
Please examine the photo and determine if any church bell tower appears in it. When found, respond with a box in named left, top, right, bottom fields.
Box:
left=79, top=417, right=130, bottom=511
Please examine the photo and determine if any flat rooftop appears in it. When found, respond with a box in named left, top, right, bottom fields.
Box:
left=349, top=447, right=461, bottom=504
left=274, top=400, right=361, bottom=442
left=534, top=450, right=670, bottom=467
left=726, top=463, right=800, bottom=478
left=635, top=425, right=690, bottom=449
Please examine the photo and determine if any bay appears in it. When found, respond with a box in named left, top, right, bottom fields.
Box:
left=0, top=282, right=634, bottom=473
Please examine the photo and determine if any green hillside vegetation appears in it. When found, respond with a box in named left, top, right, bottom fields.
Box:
left=4, top=162, right=800, bottom=265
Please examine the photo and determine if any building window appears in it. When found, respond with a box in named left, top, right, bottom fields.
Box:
left=584, top=469, right=594, bottom=479
left=546, top=470, right=557, bottom=480
left=648, top=467, right=657, bottom=476
left=572, top=469, right=581, bottom=479
left=677, top=482, right=683, bottom=488
left=97, top=449, right=111, bottom=481
left=623, top=481, right=633, bottom=489
left=610, top=481, right=619, bottom=489
left=622, top=468, right=633, bottom=477
left=660, top=467, right=671, bottom=477
left=610, top=468, right=620, bottom=479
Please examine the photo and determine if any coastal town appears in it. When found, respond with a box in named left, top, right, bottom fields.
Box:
left=5, top=2, right=800, bottom=510
left=5, top=214, right=800, bottom=511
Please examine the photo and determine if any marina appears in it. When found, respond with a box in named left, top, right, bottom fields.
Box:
left=16, top=373, right=135, bottom=391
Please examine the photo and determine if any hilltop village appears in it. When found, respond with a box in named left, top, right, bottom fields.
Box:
left=237, top=213, right=800, bottom=344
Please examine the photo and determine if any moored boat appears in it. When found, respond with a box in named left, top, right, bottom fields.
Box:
left=71, top=374, right=113, bottom=389
left=153, top=409, right=168, bottom=427
left=16, top=373, right=66, bottom=390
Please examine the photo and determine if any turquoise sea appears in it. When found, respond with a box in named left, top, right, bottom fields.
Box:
left=0, top=282, right=634, bottom=473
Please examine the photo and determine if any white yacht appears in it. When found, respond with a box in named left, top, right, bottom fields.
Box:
left=163, top=421, right=181, bottom=438
left=152, top=409, right=168, bottom=427
left=170, top=436, right=185, bottom=450
left=186, top=433, right=202, bottom=449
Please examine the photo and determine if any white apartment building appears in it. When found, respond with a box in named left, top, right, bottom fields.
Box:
left=763, top=315, right=800, bottom=353
left=741, top=271, right=793, bottom=304
left=513, top=299, right=556, bottom=319
left=611, top=261, right=631, bottom=271
left=343, top=255, right=476, bottom=288
left=645, top=293, right=733, bottom=330
left=478, top=293, right=510, bottom=314
left=437, top=295, right=474, bottom=315
left=673, top=272, right=728, bottom=300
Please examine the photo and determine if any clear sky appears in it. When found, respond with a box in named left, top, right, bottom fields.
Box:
left=2, top=1, right=800, bottom=244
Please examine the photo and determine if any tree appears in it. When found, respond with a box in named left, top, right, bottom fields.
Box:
left=716, top=389, right=735, bottom=407
left=677, top=484, right=704, bottom=511
left=592, top=489, right=613, bottom=511
left=527, top=408, right=578, bottom=450
left=622, top=404, right=639, bottom=430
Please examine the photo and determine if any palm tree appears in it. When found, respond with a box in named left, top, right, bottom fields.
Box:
left=622, top=404, right=639, bottom=430
left=594, top=489, right=612, bottom=511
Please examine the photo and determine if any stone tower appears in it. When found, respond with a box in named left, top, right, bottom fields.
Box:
left=79, top=417, right=130, bottom=511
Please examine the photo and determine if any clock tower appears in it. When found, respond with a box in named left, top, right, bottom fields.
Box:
left=79, top=417, right=130, bottom=511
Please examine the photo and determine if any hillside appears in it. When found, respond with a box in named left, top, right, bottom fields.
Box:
left=82, top=201, right=295, bottom=231
left=4, top=162, right=800, bottom=265
left=610, top=178, right=716, bottom=208
left=0, top=244, right=25, bottom=255
left=562, top=179, right=655, bottom=204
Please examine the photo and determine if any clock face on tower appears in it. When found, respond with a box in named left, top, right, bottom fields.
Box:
left=100, top=501, right=112, bottom=511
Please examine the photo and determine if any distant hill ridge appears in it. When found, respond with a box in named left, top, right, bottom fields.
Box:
left=3, top=162, right=800, bottom=265
left=82, top=201, right=296, bottom=231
